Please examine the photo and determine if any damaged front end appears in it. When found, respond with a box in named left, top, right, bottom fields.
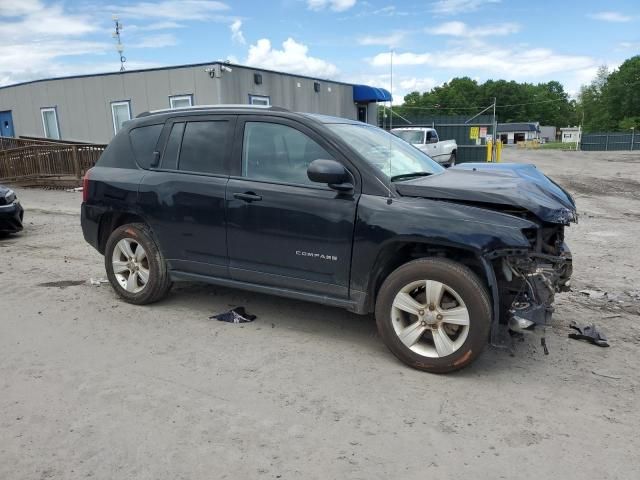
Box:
left=488, top=224, right=573, bottom=346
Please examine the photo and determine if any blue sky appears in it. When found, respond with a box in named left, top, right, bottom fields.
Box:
left=1, top=0, right=639, bottom=102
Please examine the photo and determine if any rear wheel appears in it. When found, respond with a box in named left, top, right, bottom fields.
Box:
left=375, top=258, right=491, bottom=373
left=104, top=223, right=172, bottom=304
left=448, top=151, right=456, bottom=167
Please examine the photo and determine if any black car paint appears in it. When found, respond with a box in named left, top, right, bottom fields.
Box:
left=81, top=107, right=575, bottom=332
left=0, top=185, right=24, bottom=234
left=396, top=162, right=577, bottom=224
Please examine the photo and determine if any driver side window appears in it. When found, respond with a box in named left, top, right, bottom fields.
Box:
left=242, top=122, right=335, bottom=186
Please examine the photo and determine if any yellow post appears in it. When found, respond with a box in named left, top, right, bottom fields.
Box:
left=486, top=140, right=493, bottom=162
left=496, top=140, right=502, bottom=162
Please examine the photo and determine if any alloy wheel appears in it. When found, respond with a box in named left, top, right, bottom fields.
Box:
left=111, top=238, right=150, bottom=293
left=391, top=279, right=470, bottom=358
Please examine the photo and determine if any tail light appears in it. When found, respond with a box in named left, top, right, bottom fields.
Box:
left=82, top=169, right=91, bottom=202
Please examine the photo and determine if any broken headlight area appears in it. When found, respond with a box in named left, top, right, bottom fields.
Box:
left=501, top=253, right=571, bottom=333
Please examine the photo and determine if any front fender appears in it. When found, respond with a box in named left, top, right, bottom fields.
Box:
left=350, top=194, right=536, bottom=306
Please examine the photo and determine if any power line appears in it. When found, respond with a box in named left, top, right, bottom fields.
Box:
left=395, top=97, right=567, bottom=111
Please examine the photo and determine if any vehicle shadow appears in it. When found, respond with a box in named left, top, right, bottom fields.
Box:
left=160, top=282, right=522, bottom=375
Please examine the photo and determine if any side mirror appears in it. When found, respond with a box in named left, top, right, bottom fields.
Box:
left=429, top=137, right=438, bottom=144
left=307, top=159, right=350, bottom=185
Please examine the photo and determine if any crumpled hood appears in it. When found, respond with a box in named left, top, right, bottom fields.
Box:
left=394, top=163, right=577, bottom=224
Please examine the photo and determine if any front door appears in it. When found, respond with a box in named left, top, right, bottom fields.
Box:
left=0, top=111, right=15, bottom=137
left=226, top=117, right=359, bottom=298
left=138, top=115, right=236, bottom=278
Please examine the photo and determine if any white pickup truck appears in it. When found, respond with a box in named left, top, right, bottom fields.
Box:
left=391, top=127, right=457, bottom=166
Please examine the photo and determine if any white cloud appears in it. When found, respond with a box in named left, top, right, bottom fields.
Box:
left=588, top=11, right=632, bottom=22
left=132, top=33, right=178, bottom=48
left=428, top=21, right=520, bottom=37
left=400, top=77, right=439, bottom=93
left=307, top=0, right=357, bottom=12
left=112, top=0, right=230, bottom=21
left=371, top=51, right=432, bottom=67
left=370, top=46, right=599, bottom=79
left=246, top=38, right=338, bottom=77
left=433, top=0, right=500, bottom=15
left=230, top=19, right=245, bottom=44
left=619, top=41, right=640, bottom=49
left=358, top=32, right=405, bottom=47
left=0, top=0, right=107, bottom=86
left=129, top=21, right=184, bottom=31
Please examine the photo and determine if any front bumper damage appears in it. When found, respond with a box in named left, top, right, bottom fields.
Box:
left=503, top=249, right=572, bottom=333
left=485, top=242, right=572, bottom=348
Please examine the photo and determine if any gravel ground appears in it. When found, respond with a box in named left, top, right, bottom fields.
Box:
left=1, top=149, right=639, bottom=479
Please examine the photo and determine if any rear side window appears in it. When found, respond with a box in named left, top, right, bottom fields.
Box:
left=178, top=121, right=229, bottom=174
left=129, top=124, right=163, bottom=169
left=161, top=122, right=185, bottom=170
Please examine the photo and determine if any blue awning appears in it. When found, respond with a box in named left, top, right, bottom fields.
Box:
left=353, top=85, right=392, bottom=103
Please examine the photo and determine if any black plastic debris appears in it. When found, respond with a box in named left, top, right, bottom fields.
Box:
left=568, top=322, right=609, bottom=347
left=210, top=307, right=257, bottom=324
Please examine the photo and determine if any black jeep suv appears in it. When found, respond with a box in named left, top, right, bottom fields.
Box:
left=81, top=105, right=575, bottom=373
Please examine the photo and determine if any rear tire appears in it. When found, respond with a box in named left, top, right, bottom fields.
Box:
left=375, top=258, right=491, bottom=373
left=104, top=223, right=172, bottom=305
left=448, top=151, right=456, bottom=167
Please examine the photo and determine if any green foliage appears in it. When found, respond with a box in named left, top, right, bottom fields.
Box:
left=397, top=77, right=578, bottom=127
left=578, top=57, right=640, bottom=132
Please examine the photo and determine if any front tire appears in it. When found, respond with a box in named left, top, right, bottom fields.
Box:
left=104, top=223, right=172, bottom=305
left=375, top=258, right=491, bottom=373
left=448, top=151, right=456, bottom=167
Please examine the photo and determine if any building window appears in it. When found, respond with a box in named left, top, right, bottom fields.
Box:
left=41, top=107, right=60, bottom=140
left=111, top=101, right=131, bottom=134
left=170, top=95, right=193, bottom=109
left=249, top=94, right=270, bottom=106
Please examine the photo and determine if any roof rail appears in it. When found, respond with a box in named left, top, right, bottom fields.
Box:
left=136, top=104, right=290, bottom=118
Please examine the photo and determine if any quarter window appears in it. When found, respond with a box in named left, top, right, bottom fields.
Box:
left=129, top=124, right=163, bottom=169
left=249, top=95, right=270, bottom=106
left=41, top=107, right=60, bottom=140
left=178, top=121, right=229, bottom=174
left=111, top=101, right=131, bottom=134
left=242, top=122, right=334, bottom=186
left=170, top=95, right=193, bottom=109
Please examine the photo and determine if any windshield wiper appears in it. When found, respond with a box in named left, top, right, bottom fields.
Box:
left=390, top=172, right=433, bottom=182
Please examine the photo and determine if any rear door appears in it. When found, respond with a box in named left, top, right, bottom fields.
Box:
left=138, top=115, right=236, bottom=277
left=225, top=116, right=360, bottom=298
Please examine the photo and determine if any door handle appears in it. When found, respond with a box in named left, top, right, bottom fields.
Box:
left=233, top=192, right=262, bottom=202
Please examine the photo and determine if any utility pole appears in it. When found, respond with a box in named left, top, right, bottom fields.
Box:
left=389, top=50, right=394, bottom=131
left=632, top=127, right=635, bottom=151
left=492, top=97, right=497, bottom=162
left=112, top=15, right=126, bottom=72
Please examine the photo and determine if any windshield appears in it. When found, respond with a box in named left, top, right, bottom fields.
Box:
left=328, top=124, right=444, bottom=180
left=392, top=129, right=424, bottom=144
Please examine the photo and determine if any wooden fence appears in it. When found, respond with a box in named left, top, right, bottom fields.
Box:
left=0, top=136, right=106, bottom=185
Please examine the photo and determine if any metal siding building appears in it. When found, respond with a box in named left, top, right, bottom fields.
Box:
left=0, top=62, right=388, bottom=144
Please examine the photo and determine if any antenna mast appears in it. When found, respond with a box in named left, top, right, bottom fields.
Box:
left=112, top=15, right=126, bottom=72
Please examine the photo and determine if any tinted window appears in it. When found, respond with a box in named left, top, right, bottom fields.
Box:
left=130, top=124, right=163, bottom=169
left=178, top=121, right=229, bottom=174
left=161, top=122, right=184, bottom=170
left=242, top=122, right=334, bottom=185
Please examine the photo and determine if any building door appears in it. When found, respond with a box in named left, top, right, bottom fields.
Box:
left=357, top=105, right=367, bottom=123
left=0, top=111, right=15, bottom=137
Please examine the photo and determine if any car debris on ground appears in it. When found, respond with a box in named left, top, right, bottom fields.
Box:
left=568, top=322, right=609, bottom=347
left=211, top=306, right=257, bottom=324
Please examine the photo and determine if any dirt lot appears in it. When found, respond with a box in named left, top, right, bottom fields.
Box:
left=1, top=149, right=639, bottom=479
